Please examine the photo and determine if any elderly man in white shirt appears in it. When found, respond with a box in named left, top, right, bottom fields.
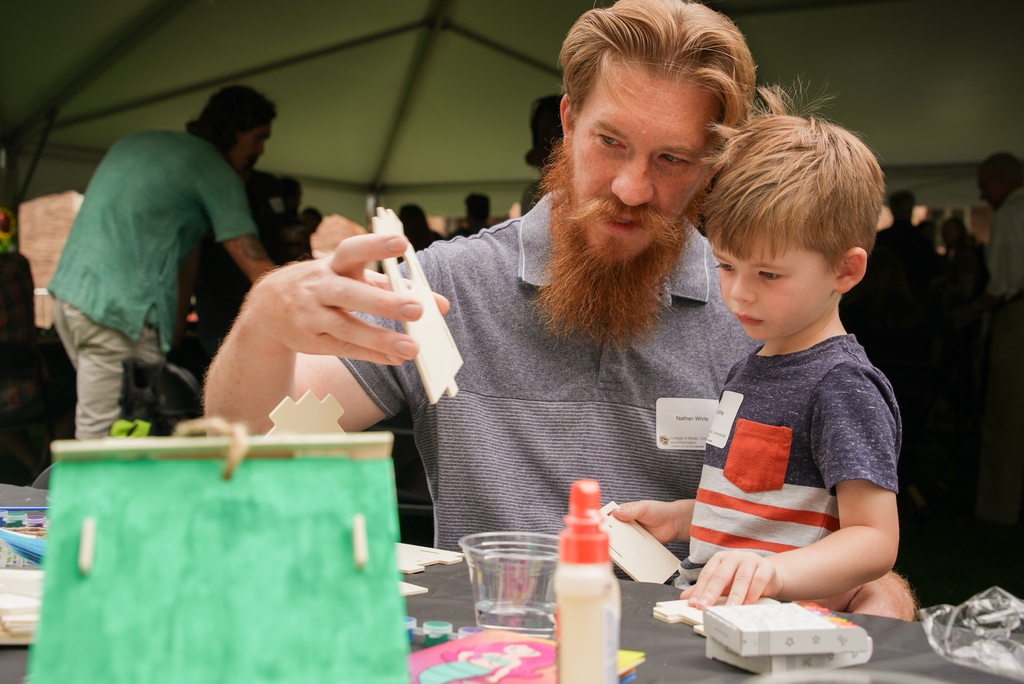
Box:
left=968, top=152, right=1024, bottom=524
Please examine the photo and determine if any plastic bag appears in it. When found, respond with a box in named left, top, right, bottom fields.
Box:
left=919, top=586, right=1024, bottom=681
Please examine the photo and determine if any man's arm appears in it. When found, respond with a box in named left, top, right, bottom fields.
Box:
left=222, top=233, right=276, bottom=283
left=204, top=231, right=437, bottom=433
left=814, top=571, right=919, bottom=621
left=175, top=244, right=201, bottom=348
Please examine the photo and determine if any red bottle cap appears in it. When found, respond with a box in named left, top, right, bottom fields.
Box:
left=559, top=479, right=609, bottom=564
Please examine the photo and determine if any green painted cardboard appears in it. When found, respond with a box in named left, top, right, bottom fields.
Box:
left=29, top=433, right=409, bottom=684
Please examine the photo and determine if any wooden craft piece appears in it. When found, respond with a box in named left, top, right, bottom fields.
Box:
left=0, top=568, right=43, bottom=645
left=267, top=390, right=346, bottom=436
left=399, top=581, right=428, bottom=597
left=372, top=207, right=462, bottom=404
left=396, top=543, right=464, bottom=574
left=600, top=502, right=682, bottom=584
left=30, top=432, right=408, bottom=684
left=653, top=600, right=705, bottom=626
left=654, top=597, right=779, bottom=628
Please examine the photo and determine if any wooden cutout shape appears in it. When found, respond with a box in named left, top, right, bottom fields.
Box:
left=654, top=600, right=705, bottom=626
left=600, top=501, right=681, bottom=584
left=399, top=581, right=428, bottom=597
left=372, top=207, right=462, bottom=404
left=654, top=597, right=778, bottom=627
left=267, top=390, right=346, bottom=436
left=396, top=543, right=464, bottom=574
left=0, top=569, right=43, bottom=644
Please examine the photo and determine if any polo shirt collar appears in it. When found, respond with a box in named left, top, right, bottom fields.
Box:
left=517, top=194, right=713, bottom=304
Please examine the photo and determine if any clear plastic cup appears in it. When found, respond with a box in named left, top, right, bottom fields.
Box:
left=458, top=531, right=560, bottom=638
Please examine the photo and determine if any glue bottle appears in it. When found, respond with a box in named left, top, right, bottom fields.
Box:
left=554, top=479, right=620, bottom=684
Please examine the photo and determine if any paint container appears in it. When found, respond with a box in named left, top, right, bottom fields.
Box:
left=5, top=513, right=26, bottom=528
left=0, top=511, right=7, bottom=527
left=404, top=616, right=418, bottom=643
left=457, top=626, right=484, bottom=640
left=26, top=515, right=46, bottom=528
left=422, top=620, right=453, bottom=647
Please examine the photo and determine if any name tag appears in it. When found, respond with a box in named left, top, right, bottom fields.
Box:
left=656, top=398, right=718, bottom=450
left=706, top=391, right=744, bottom=448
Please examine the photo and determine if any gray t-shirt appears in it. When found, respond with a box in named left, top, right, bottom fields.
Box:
left=345, top=197, right=755, bottom=551
left=680, top=335, right=901, bottom=583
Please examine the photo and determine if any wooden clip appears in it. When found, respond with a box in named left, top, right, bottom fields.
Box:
left=353, top=513, right=368, bottom=571
left=79, top=517, right=96, bottom=576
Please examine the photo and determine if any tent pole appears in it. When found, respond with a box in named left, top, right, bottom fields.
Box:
left=17, top=109, right=57, bottom=206
left=50, top=21, right=424, bottom=133
left=447, top=23, right=560, bottom=78
left=371, top=0, right=456, bottom=190
left=366, top=191, right=382, bottom=224
left=9, top=0, right=194, bottom=143
left=0, top=139, right=18, bottom=210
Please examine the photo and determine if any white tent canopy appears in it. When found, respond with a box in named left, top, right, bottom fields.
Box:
left=2, top=0, right=1021, bottom=223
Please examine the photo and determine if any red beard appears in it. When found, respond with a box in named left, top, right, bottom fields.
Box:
left=535, top=139, right=701, bottom=348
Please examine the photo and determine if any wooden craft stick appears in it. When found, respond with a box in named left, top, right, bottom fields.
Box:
left=372, top=207, right=463, bottom=404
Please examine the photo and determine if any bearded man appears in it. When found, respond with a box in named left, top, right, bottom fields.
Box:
left=206, top=0, right=916, bottom=619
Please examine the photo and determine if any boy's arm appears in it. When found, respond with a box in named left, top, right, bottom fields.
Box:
left=682, top=479, right=899, bottom=607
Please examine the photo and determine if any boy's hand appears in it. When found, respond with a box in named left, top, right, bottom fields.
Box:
left=681, top=550, right=783, bottom=607
left=610, top=499, right=693, bottom=545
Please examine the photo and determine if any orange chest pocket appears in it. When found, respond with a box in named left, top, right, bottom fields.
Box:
left=722, top=418, right=793, bottom=493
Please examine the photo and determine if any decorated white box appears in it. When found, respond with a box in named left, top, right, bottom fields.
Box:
left=703, top=602, right=870, bottom=657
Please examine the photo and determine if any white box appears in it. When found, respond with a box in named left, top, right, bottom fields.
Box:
left=703, top=602, right=870, bottom=657
left=706, top=634, right=872, bottom=674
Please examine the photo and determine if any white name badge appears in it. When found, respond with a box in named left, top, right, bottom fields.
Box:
left=706, top=390, right=744, bottom=448
left=656, top=398, right=719, bottom=450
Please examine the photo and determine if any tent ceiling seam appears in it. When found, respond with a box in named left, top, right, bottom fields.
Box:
left=10, top=0, right=195, bottom=143
left=47, top=20, right=427, bottom=134
left=719, top=0, right=914, bottom=18
left=370, top=0, right=456, bottom=190
left=446, top=22, right=560, bottom=78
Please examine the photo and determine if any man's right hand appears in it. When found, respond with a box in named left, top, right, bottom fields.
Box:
left=611, top=499, right=694, bottom=545
left=204, top=231, right=449, bottom=433
left=241, top=231, right=448, bottom=362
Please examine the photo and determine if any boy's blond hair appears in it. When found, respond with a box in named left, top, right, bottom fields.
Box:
left=561, top=0, right=756, bottom=132
left=703, top=87, right=884, bottom=269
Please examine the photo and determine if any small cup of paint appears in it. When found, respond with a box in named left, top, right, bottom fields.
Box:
left=404, top=616, right=418, bottom=643
left=422, top=620, right=453, bottom=647
left=5, top=513, right=26, bottom=528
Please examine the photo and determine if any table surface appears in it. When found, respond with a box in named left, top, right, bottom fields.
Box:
left=405, top=562, right=1010, bottom=684
left=0, top=479, right=1009, bottom=684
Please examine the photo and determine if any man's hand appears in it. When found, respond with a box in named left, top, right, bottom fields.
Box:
left=204, top=232, right=451, bottom=433
left=813, top=571, right=918, bottom=621
left=240, top=232, right=450, bottom=363
left=610, top=499, right=693, bottom=545
left=681, top=550, right=782, bottom=607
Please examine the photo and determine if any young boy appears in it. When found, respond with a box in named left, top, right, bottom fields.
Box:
left=616, top=90, right=901, bottom=607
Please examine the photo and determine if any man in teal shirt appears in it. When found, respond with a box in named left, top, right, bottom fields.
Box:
left=49, top=85, right=277, bottom=438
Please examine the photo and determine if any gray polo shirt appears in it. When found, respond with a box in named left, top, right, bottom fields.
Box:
left=345, top=196, right=755, bottom=552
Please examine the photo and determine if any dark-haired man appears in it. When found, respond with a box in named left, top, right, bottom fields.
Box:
left=207, top=1, right=914, bottom=619
left=50, top=85, right=276, bottom=439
